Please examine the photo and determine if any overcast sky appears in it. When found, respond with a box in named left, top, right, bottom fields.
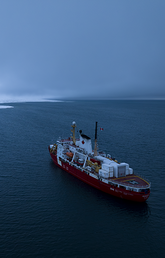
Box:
left=0, top=0, right=165, bottom=102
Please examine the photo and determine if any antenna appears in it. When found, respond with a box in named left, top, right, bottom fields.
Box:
left=71, top=121, right=76, bottom=145
left=94, top=122, right=98, bottom=156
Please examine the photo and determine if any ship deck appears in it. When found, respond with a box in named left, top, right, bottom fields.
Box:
left=109, top=174, right=150, bottom=188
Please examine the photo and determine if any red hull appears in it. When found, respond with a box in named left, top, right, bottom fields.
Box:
left=49, top=151, right=150, bottom=202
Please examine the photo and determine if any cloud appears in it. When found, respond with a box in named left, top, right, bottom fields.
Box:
left=0, top=0, right=165, bottom=101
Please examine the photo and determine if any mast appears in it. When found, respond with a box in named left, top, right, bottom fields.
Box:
left=71, top=121, right=76, bottom=145
left=94, top=122, right=98, bottom=156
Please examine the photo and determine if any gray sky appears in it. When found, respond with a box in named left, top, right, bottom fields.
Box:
left=0, top=0, right=165, bottom=101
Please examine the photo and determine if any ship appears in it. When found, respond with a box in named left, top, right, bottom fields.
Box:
left=48, top=121, right=151, bottom=202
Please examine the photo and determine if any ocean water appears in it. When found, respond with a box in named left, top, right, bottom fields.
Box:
left=0, top=100, right=165, bottom=258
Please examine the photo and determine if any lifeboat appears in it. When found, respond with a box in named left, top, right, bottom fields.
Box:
left=66, top=152, right=73, bottom=158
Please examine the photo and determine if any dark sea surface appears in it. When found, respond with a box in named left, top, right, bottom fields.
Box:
left=0, top=100, right=165, bottom=258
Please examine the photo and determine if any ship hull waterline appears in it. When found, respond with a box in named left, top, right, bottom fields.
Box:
left=49, top=151, right=150, bottom=202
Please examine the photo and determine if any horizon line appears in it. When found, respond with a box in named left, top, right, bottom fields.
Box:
left=1, top=97, right=165, bottom=104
